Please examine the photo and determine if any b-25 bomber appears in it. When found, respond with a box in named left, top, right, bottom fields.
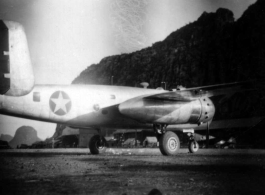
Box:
left=0, top=20, right=254, bottom=155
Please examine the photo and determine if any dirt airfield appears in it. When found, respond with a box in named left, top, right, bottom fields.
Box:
left=1, top=148, right=265, bottom=195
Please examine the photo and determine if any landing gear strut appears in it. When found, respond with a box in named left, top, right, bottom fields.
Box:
left=153, top=124, right=167, bottom=135
left=153, top=124, right=180, bottom=156
left=89, top=135, right=107, bottom=154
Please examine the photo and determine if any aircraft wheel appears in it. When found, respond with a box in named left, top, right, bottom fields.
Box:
left=188, top=140, right=199, bottom=153
left=89, top=135, right=107, bottom=155
left=159, top=131, right=180, bottom=156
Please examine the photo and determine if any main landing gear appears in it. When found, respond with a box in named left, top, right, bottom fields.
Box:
left=153, top=124, right=180, bottom=156
left=153, top=125, right=201, bottom=155
left=89, top=135, right=107, bottom=154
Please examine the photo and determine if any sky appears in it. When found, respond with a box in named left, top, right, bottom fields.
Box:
left=0, top=0, right=257, bottom=139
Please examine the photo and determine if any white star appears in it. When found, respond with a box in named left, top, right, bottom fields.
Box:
left=51, top=92, right=70, bottom=113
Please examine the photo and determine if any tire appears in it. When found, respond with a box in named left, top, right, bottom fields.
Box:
left=89, top=135, right=107, bottom=154
left=159, top=131, right=180, bottom=156
left=188, top=140, right=199, bottom=153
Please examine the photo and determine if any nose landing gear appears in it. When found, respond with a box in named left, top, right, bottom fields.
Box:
left=187, top=132, right=199, bottom=153
left=188, top=139, right=199, bottom=153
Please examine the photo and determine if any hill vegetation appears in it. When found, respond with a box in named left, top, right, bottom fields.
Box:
left=73, top=0, right=265, bottom=89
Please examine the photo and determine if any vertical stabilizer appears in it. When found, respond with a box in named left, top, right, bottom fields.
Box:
left=0, top=20, right=34, bottom=96
left=0, top=20, right=9, bottom=94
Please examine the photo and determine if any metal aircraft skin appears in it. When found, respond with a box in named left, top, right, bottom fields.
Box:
left=0, top=84, right=214, bottom=128
left=0, top=20, right=253, bottom=155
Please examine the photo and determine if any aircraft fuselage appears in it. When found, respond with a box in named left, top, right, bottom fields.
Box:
left=0, top=85, right=162, bottom=128
left=0, top=84, right=212, bottom=130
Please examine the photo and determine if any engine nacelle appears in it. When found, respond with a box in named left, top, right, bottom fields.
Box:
left=196, top=97, right=215, bottom=124
left=118, top=96, right=215, bottom=125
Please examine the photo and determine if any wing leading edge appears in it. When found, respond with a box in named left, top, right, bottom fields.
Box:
left=144, top=81, right=262, bottom=101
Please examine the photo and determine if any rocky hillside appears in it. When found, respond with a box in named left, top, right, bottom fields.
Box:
left=9, top=126, right=42, bottom=148
left=73, top=0, right=265, bottom=89
left=0, top=134, right=13, bottom=142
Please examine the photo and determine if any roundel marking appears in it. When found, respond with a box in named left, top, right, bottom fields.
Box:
left=49, top=91, right=72, bottom=116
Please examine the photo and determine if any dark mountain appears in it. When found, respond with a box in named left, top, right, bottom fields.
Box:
left=9, top=126, right=42, bottom=148
left=73, top=0, right=265, bottom=89
left=0, top=134, right=13, bottom=142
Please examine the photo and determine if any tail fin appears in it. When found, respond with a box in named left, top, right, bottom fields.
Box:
left=0, top=20, right=34, bottom=96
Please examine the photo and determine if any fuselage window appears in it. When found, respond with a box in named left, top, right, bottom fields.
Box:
left=33, top=92, right=40, bottom=102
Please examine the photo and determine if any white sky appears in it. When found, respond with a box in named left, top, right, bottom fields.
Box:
left=0, top=0, right=257, bottom=139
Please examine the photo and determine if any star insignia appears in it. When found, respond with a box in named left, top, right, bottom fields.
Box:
left=49, top=91, right=72, bottom=116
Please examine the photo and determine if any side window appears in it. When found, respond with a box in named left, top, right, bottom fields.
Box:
left=33, top=92, right=40, bottom=102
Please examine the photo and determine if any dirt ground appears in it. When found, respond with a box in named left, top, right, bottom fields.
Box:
left=1, top=148, right=265, bottom=195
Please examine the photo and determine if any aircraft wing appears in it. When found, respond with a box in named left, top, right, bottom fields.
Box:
left=145, top=81, right=261, bottom=101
